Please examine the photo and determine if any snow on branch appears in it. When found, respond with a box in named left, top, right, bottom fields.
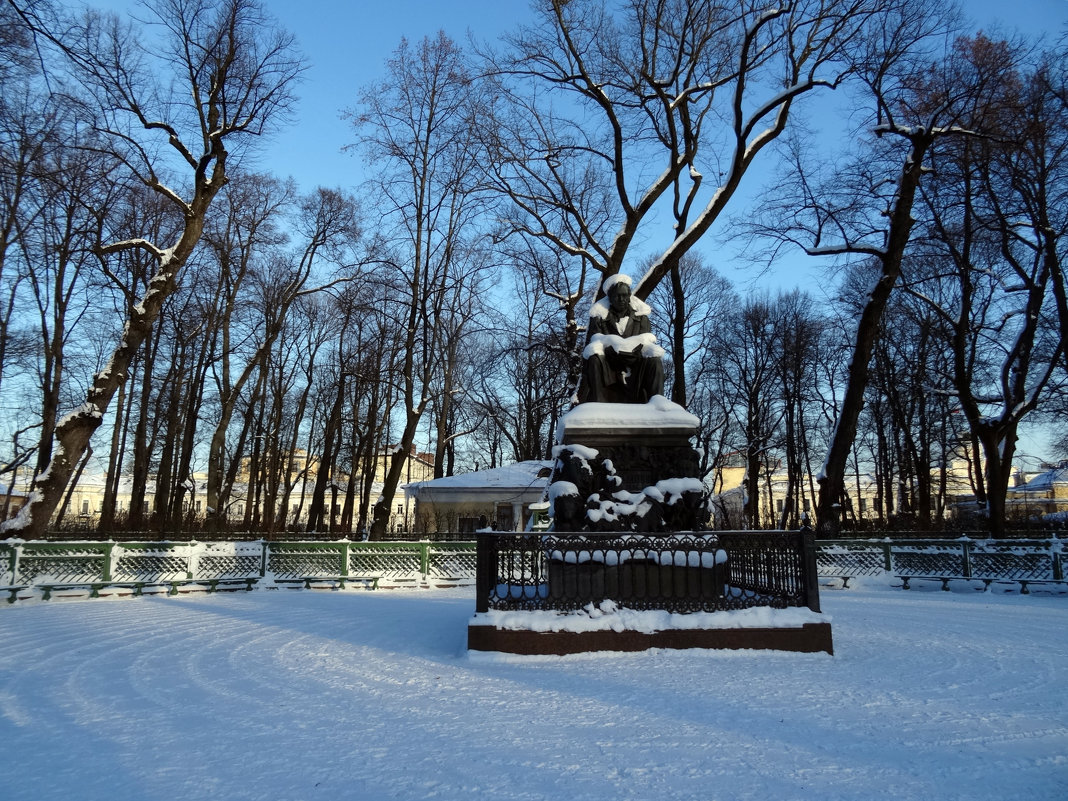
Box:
left=96, top=238, right=167, bottom=261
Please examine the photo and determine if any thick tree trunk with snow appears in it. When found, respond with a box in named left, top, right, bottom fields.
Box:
left=976, top=425, right=1016, bottom=539
left=1, top=0, right=300, bottom=537
left=10, top=218, right=213, bottom=538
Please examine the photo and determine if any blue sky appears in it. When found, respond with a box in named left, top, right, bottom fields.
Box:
left=91, top=0, right=1068, bottom=293
left=256, top=0, right=1068, bottom=198
left=255, top=0, right=530, bottom=190
left=249, top=0, right=1068, bottom=296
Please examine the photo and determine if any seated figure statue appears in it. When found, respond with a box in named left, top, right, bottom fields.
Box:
left=578, top=274, right=665, bottom=404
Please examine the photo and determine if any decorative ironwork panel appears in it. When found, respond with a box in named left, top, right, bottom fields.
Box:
left=427, top=545, right=477, bottom=581
left=479, top=532, right=749, bottom=614
left=891, top=545, right=964, bottom=577
left=197, top=543, right=263, bottom=580
left=113, top=548, right=188, bottom=581
left=349, top=546, right=422, bottom=581
left=969, top=542, right=1052, bottom=581
left=817, top=543, right=887, bottom=578
left=483, top=534, right=547, bottom=610
left=716, top=531, right=807, bottom=607
left=267, top=545, right=344, bottom=578
left=197, top=554, right=261, bottom=579
left=16, top=544, right=107, bottom=584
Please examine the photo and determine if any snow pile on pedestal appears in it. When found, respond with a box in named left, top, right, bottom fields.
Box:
left=555, top=395, right=699, bottom=439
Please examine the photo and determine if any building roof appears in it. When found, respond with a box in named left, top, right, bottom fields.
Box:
left=404, top=460, right=552, bottom=498
left=1013, top=464, right=1068, bottom=494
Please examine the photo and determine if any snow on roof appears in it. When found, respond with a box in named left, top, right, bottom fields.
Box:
left=1014, top=465, right=1068, bottom=493
left=404, top=460, right=552, bottom=494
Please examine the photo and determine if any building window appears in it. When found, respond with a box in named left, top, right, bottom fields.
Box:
left=81, top=499, right=89, bottom=515
left=496, top=504, right=514, bottom=531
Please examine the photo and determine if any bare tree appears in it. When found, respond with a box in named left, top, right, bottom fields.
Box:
left=744, top=4, right=1024, bottom=534
left=199, top=173, right=293, bottom=529
left=348, top=32, right=490, bottom=538
left=98, top=184, right=182, bottom=530
left=471, top=263, right=574, bottom=464
left=2, top=0, right=302, bottom=537
left=720, top=295, right=786, bottom=527
left=0, top=25, right=70, bottom=494
left=771, top=290, right=825, bottom=529
left=202, top=181, right=360, bottom=531
left=902, top=38, right=1068, bottom=534
left=480, top=0, right=895, bottom=312
left=259, top=294, right=332, bottom=535
left=847, top=265, right=964, bottom=528
left=24, top=137, right=122, bottom=481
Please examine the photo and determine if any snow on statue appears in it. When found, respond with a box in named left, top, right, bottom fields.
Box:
left=578, top=274, right=665, bottom=404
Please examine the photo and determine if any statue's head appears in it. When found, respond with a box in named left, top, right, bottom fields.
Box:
left=605, top=278, right=632, bottom=316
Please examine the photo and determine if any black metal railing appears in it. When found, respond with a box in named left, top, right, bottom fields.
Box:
left=475, top=529, right=820, bottom=615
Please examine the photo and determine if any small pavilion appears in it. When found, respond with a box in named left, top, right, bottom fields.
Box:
left=404, top=460, right=552, bottom=534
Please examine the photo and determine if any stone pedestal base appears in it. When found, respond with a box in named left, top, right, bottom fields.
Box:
left=558, top=400, right=700, bottom=492
left=551, top=398, right=705, bottom=528
left=468, top=621, right=834, bottom=656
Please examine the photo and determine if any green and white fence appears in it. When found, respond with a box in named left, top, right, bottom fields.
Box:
left=3, top=535, right=1064, bottom=602
left=0, top=539, right=476, bottom=601
left=817, top=536, right=1065, bottom=591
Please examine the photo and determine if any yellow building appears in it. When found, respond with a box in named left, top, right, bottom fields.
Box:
left=709, top=458, right=982, bottom=529
left=1007, top=463, right=1068, bottom=521
left=12, top=444, right=436, bottom=534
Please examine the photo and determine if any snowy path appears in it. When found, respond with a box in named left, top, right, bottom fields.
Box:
left=0, top=581, right=1065, bottom=801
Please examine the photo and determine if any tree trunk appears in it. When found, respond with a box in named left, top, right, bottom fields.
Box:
left=370, top=410, right=421, bottom=539
left=127, top=341, right=157, bottom=530
left=669, top=261, right=687, bottom=406
left=817, top=133, right=932, bottom=535
left=977, top=424, right=1017, bottom=539
left=98, top=379, right=127, bottom=532
left=307, top=374, right=346, bottom=533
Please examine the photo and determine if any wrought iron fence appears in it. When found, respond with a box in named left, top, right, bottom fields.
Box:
left=0, top=539, right=476, bottom=599
left=475, top=529, right=821, bottom=615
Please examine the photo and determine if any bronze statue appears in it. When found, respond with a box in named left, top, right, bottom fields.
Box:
left=578, top=276, right=665, bottom=403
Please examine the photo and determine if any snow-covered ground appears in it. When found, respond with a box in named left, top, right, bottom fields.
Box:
left=1, top=579, right=1065, bottom=801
